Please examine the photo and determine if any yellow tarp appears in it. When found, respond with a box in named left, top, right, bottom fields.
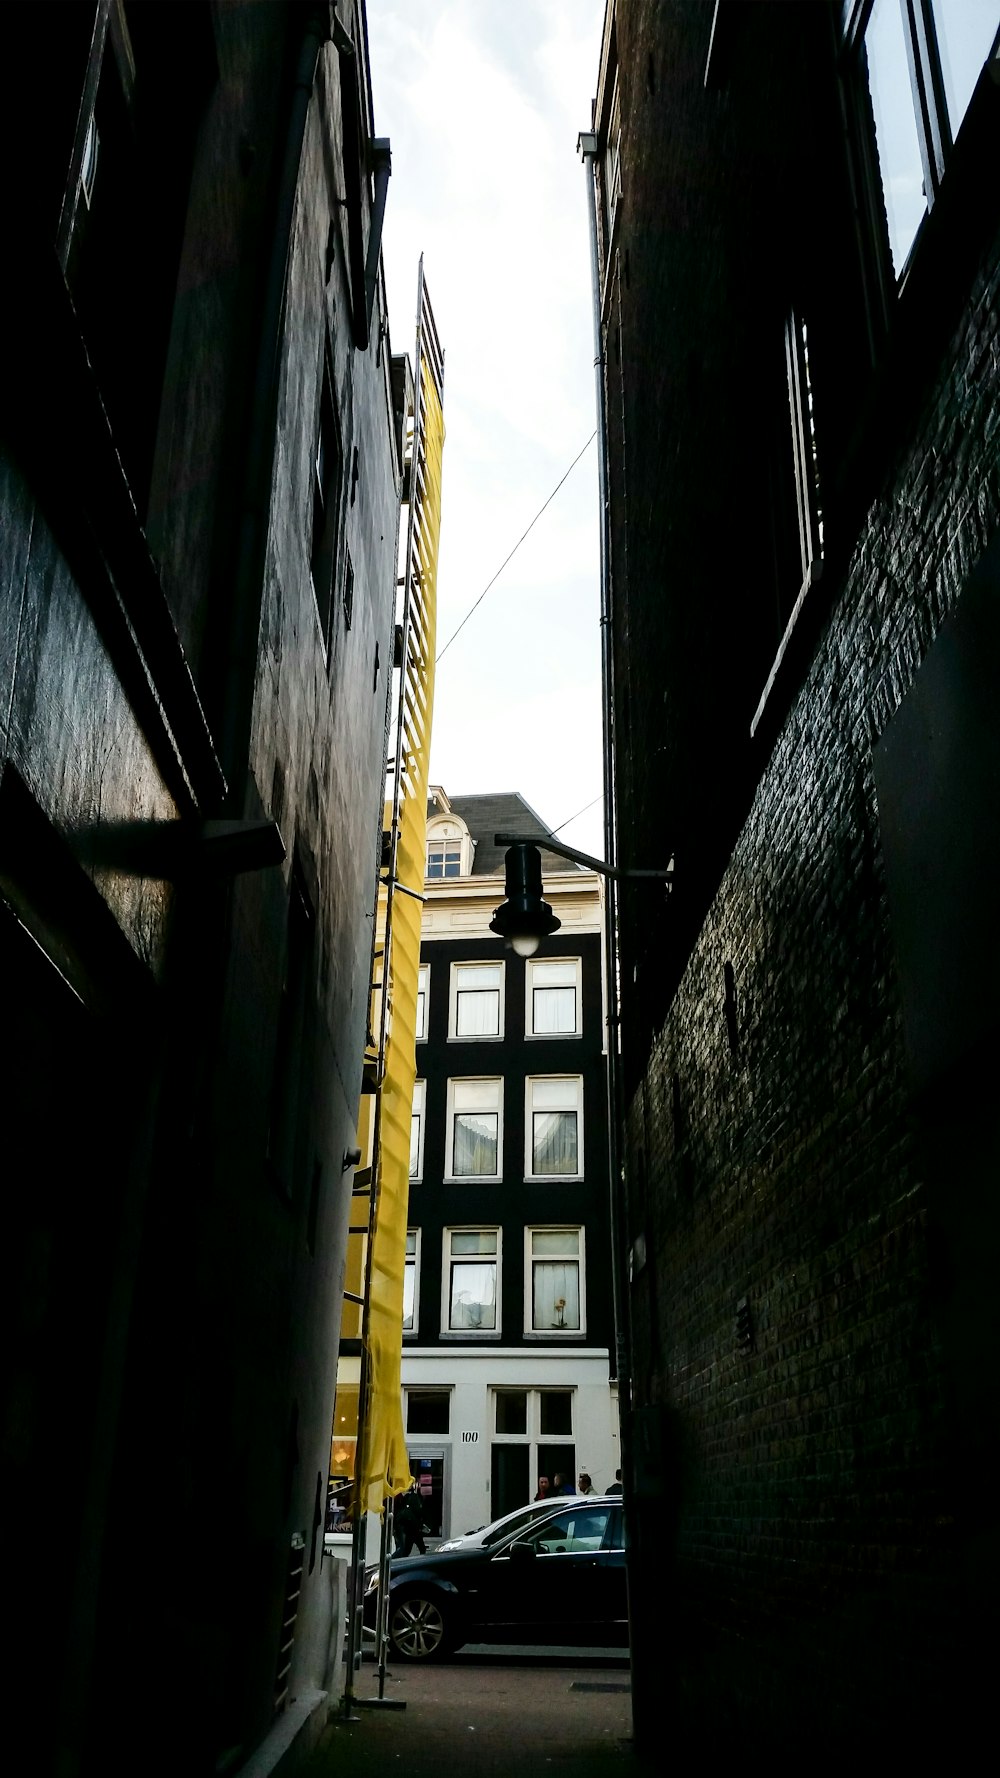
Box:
left=357, top=351, right=444, bottom=1510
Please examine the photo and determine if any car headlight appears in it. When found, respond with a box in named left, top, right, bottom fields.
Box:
left=437, top=1540, right=459, bottom=1551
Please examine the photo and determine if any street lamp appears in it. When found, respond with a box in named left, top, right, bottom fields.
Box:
left=488, top=841, right=561, bottom=957
left=489, top=833, right=674, bottom=956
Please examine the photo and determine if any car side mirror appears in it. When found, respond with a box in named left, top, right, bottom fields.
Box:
left=508, top=1540, right=537, bottom=1562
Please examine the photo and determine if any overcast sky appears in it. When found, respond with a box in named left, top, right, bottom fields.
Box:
left=367, top=0, right=607, bottom=857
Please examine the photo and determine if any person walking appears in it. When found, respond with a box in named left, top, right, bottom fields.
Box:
left=534, top=1475, right=551, bottom=1502
left=577, top=1471, right=597, bottom=1496
left=552, top=1471, right=575, bottom=1496
left=606, top=1468, right=623, bottom=1495
left=392, top=1483, right=427, bottom=1556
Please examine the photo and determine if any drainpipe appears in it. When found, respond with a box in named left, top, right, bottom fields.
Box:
left=578, top=125, right=635, bottom=1682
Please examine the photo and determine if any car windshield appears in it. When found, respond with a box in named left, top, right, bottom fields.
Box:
left=519, top=1504, right=612, bottom=1553
left=482, top=1500, right=570, bottom=1546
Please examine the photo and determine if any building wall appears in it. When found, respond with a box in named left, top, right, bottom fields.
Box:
left=595, top=0, right=1000, bottom=1751
left=397, top=853, right=618, bottom=1536
left=1, top=5, right=400, bottom=1773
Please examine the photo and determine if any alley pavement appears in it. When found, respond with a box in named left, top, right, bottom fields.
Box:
left=304, top=1648, right=652, bottom=1778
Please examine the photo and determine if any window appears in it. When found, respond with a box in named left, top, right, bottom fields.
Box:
left=495, top=1391, right=528, bottom=1435
left=489, top=1388, right=576, bottom=1518
left=602, top=73, right=622, bottom=240
left=311, top=354, right=343, bottom=647
left=426, top=838, right=462, bottom=879
left=539, top=1390, right=574, bottom=1436
left=447, top=1078, right=502, bottom=1178
left=527, top=1229, right=584, bottom=1334
left=406, top=1389, right=451, bottom=1434
left=848, top=0, right=1000, bottom=282
left=450, top=961, right=504, bottom=1039
left=526, top=1077, right=583, bottom=1178
left=409, top=1079, right=425, bottom=1180
left=517, top=1503, right=612, bottom=1556
left=415, top=963, right=430, bottom=1043
left=784, top=310, right=823, bottom=585
left=425, top=815, right=474, bottom=879
left=528, top=957, right=581, bottom=1036
left=445, top=1229, right=499, bottom=1333
left=403, top=1230, right=419, bottom=1334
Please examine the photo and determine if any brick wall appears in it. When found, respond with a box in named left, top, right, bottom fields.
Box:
left=624, top=209, right=1000, bottom=1745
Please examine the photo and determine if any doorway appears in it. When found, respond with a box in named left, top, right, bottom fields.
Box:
left=491, top=1442, right=530, bottom=1518
left=406, top=1447, right=447, bottom=1537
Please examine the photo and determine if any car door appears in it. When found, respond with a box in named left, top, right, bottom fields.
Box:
left=481, top=1504, right=614, bottom=1643
left=591, top=1504, right=627, bottom=1639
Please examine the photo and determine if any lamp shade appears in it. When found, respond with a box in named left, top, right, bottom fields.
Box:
left=489, top=844, right=561, bottom=952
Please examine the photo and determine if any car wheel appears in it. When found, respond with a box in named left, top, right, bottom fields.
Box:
left=388, top=1592, right=454, bottom=1661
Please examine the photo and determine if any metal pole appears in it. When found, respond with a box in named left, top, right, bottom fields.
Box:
left=578, top=124, right=637, bottom=1712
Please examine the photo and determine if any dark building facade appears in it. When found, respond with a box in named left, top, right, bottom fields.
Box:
left=589, top=0, right=1000, bottom=1752
left=399, top=791, right=618, bottom=1535
left=2, top=5, right=402, bottom=1774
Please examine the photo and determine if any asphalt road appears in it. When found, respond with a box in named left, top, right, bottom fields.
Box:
left=306, top=1648, right=649, bottom=1778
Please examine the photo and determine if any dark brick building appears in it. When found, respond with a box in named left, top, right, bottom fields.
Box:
left=588, top=0, right=1000, bottom=1751
left=1, top=5, right=402, bottom=1774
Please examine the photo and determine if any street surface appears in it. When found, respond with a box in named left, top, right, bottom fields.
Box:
left=306, top=1648, right=648, bottom=1777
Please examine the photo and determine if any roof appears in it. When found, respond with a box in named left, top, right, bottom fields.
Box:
left=443, top=791, right=582, bottom=878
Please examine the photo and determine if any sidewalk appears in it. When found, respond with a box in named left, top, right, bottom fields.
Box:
left=303, top=1649, right=649, bottom=1778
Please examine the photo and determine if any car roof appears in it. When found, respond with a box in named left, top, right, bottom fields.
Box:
left=408, top=1496, right=621, bottom=1567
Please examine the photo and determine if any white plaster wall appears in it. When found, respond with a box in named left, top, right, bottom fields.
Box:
left=401, top=1348, right=619, bottom=1539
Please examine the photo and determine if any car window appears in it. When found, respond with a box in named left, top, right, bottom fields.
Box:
left=524, top=1505, right=611, bottom=1554
left=607, top=1505, right=624, bottom=1550
left=482, top=1501, right=557, bottom=1547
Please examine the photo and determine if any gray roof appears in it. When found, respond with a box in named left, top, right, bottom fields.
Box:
left=445, top=791, right=581, bottom=878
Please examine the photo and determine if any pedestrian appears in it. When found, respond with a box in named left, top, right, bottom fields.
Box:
left=577, top=1471, right=597, bottom=1496
left=392, top=1483, right=427, bottom=1556
left=607, top=1468, right=623, bottom=1495
left=552, top=1471, right=575, bottom=1496
left=534, top=1475, right=551, bottom=1502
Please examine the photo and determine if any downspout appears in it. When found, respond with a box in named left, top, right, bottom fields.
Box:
left=572, top=135, right=626, bottom=1486
left=220, top=4, right=329, bottom=805
left=578, top=127, right=633, bottom=1588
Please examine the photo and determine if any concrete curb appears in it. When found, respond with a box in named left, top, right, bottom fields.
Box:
left=233, top=1688, right=330, bottom=1778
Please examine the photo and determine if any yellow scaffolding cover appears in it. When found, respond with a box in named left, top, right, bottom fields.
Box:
left=357, top=276, right=444, bottom=1510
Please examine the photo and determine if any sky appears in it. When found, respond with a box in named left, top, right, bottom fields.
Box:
left=366, top=0, right=607, bottom=858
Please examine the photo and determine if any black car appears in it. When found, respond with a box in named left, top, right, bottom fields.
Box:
left=363, top=1497, right=627, bottom=1660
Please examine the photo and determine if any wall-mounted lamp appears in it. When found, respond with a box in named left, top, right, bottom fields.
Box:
left=490, top=833, right=674, bottom=958
left=488, top=842, right=561, bottom=957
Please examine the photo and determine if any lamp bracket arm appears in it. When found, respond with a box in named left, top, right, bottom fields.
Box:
left=493, top=833, right=673, bottom=884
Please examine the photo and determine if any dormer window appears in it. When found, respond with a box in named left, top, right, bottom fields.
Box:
left=425, top=814, right=475, bottom=880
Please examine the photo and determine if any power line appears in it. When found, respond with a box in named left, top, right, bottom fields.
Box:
left=435, top=431, right=597, bottom=665
left=550, top=791, right=603, bottom=837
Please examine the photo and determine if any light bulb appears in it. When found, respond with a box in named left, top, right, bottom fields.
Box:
left=511, top=932, right=540, bottom=958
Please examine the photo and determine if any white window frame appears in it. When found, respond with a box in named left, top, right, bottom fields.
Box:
left=526, top=956, right=582, bottom=1039
left=442, top=1227, right=501, bottom=1337
left=415, top=963, right=430, bottom=1044
left=446, top=1077, right=503, bottom=1180
left=449, top=960, right=505, bottom=1041
left=525, top=1076, right=584, bottom=1181
left=525, top=1226, right=586, bottom=1337
left=403, top=1229, right=420, bottom=1337
left=409, top=1079, right=426, bottom=1181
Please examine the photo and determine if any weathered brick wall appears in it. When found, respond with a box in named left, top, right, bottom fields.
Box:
left=626, top=215, right=1000, bottom=1738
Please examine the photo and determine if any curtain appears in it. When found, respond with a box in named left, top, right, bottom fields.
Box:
left=533, top=1261, right=580, bottom=1330
left=532, top=1109, right=577, bottom=1174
